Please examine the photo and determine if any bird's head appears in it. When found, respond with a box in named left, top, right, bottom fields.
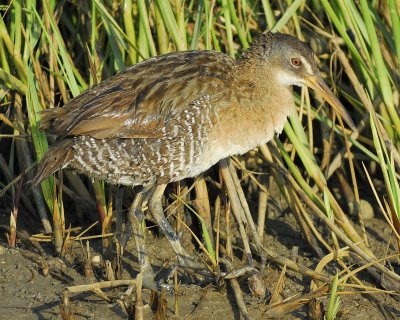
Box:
left=242, top=32, right=355, bottom=130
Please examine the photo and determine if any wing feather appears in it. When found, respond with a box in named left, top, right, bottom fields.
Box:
left=40, top=51, right=235, bottom=139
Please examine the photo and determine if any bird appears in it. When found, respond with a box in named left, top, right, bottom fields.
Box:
left=32, top=31, right=355, bottom=287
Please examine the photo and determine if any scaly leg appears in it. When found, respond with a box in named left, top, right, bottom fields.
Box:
left=148, top=184, right=204, bottom=271
left=126, top=186, right=156, bottom=289
left=115, top=187, right=125, bottom=243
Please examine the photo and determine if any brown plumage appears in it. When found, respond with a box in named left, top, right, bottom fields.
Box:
left=34, top=32, right=353, bottom=187
left=33, top=32, right=354, bottom=286
left=34, top=50, right=235, bottom=185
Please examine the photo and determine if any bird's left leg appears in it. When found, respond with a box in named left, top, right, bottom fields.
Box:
left=125, top=186, right=157, bottom=289
left=148, top=183, right=204, bottom=272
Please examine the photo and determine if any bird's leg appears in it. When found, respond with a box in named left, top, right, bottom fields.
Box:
left=126, top=186, right=156, bottom=289
left=148, top=184, right=204, bottom=272
left=115, top=187, right=125, bottom=243
left=111, top=187, right=125, bottom=279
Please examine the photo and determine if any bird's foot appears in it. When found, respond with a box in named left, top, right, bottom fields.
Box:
left=140, top=263, right=157, bottom=290
left=177, top=255, right=211, bottom=276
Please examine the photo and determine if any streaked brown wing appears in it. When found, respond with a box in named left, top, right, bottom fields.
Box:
left=40, top=51, right=235, bottom=139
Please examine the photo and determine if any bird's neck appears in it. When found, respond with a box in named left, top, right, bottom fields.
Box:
left=206, top=62, right=294, bottom=159
left=234, top=60, right=294, bottom=134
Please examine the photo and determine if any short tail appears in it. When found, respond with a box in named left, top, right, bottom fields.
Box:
left=32, top=140, right=75, bottom=185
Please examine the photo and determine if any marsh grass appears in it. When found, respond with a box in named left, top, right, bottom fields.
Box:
left=1, top=0, right=400, bottom=317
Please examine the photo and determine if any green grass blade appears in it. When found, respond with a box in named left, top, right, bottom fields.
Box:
left=272, top=0, right=305, bottom=32
left=359, top=0, right=400, bottom=132
left=137, top=0, right=157, bottom=57
left=123, top=0, right=138, bottom=64
left=261, top=0, right=275, bottom=30
left=26, top=67, right=54, bottom=211
left=190, top=1, right=204, bottom=50
left=155, top=0, right=187, bottom=51
left=227, top=0, right=249, bottom=48
left=388, top=0, right=400, bottom=62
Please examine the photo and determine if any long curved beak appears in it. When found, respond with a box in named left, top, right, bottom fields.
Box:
left=305, top=75, right=356, bottom=131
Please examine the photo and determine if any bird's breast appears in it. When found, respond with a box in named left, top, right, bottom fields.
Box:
left=207, top=88, right=293, bottom=160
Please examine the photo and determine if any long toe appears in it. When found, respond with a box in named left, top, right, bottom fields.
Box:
left=178, top=255, right=210, bottom=276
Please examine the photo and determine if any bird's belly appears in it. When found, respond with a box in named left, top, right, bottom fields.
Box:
left=69, top=136, right=153, bottom=186
left=67, top=113, right=279, bottom=186
left=68, top=133, right=213, bottom=186
left=183, top=132, right=274, bottom=179
left=205, top=124, right=276, bottom=162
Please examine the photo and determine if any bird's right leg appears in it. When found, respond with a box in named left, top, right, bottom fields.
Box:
left=148, top=184, right=205, bottom=272
left=126, top=186, right=156, bottom=289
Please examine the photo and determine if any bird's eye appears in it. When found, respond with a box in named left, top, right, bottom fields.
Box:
left=291, top=58, right=302, bottom=67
